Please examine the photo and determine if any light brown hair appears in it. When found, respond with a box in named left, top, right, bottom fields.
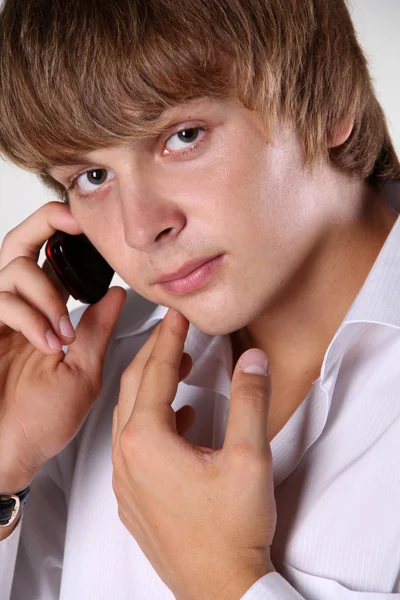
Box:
left=0, top=0, right=398, bottom=202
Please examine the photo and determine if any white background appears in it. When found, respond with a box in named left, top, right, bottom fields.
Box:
left=0, top=0, right=399, bottom=311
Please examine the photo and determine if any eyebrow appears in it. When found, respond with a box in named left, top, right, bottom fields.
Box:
left=45, top=126, right=166, bottom=176
left=44, top=99, right=219, bottom=176
left=44, top=120, right=167, bottom=176
left=45, top=154, right=104, bottom=176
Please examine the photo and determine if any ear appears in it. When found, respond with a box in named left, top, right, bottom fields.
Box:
left=328, top=115, right=355, bottom=148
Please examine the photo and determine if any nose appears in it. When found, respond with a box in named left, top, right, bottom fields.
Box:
left=119, top=178, right=186, bottom=250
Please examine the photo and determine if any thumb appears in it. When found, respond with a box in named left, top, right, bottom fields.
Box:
left=64, top=286, right=127, bottom=380
left=223, top=349, right=271, bottom=455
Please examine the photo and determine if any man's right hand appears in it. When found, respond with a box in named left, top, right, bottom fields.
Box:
left=0, top=201, right=127, bottom=494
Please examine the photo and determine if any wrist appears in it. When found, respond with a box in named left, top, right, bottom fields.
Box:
left=0, top=472, right=35, bottom=495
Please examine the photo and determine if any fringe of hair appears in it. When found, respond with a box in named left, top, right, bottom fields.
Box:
left=0, top=0, right=398, bottom=199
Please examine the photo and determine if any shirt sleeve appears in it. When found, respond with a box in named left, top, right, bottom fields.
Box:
left=241, top=573, right=306, bottom=600
left=0, top=453, right=68, bottom=600
left=0, top=514, right=23, bottom=599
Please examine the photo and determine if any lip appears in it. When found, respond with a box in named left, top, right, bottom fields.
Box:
left=156, top=254, right=223, bottom=283
left=158, top=254, right=225, bottom=295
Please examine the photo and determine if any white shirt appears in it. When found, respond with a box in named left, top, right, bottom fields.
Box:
left=2, top=183, right=400, bottom=600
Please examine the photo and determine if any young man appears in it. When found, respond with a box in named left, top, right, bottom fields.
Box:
left=0, top=0, right=399, bottom=598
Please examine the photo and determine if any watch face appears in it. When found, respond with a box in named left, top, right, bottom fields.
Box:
left=0, top=494, right=20, bottom=527
left=0, top=486, right=29, bottom=527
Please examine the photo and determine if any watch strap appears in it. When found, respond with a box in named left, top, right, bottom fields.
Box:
left=0, top=486, right=30, bottom=527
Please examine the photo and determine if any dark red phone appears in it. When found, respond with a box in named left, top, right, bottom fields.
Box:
left=45, top=231, right=114, bottom=304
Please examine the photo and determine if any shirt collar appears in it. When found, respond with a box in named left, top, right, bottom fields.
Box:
left=321, top=186, right=400, bottom=385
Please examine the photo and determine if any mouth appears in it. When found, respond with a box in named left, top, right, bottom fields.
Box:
left=156, top=254, right=225, bottom=296
left=156, top=254, right=223, bottom=283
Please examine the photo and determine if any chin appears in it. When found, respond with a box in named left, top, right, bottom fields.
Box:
left=180, top=295, right=258, bottom=337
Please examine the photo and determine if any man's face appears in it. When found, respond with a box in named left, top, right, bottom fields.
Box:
left=50, top=96, right=334, bottom=335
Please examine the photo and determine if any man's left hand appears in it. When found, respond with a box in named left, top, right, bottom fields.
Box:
left=112, top=308, right=276, bottom=600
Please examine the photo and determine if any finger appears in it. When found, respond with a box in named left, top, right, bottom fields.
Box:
left=64, top=286, right=127, bottom=385
left=0, top=258, right=75, bottom=345
left=115, top=347, right=192, bottom=443
left=114, top=321, right=162, bottom=442
left=128, top=308, right=189, bottom=432
left=175, top=405, right=196, bottom=436
left=0, top=292, right=66, bottom=355
left=111, top=319, right=191, bottom=446
left=0, top=201, right=82, bottom=269
left=223, top=349, right=271, bottom=455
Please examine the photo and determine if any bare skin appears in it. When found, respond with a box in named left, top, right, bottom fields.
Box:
left=1, top=96, right=397, bottom=543
left=231, top=190, right=398, bottom=442
left=0, top=203, right=128, bottom=538
left=48, top=96, right=399, bottom=445
left=0, top=202, right=194, bottom=540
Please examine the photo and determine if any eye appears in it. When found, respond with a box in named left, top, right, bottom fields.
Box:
left=164, top=128, right=203, bottom=153
left=75, top=168, right=115, bottom=193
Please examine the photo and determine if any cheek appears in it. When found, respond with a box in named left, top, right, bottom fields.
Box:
left=72, top=206, right=121, bottom=253
left=212, top=148, right=278, bottom=233
left=216, top=149, right=319, bottom=274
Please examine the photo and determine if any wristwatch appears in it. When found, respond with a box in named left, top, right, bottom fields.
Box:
left=0, top=486, right=30, bottom=527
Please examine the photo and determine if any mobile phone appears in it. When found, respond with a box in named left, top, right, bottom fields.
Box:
left=45, top=231, right=115, bottom=304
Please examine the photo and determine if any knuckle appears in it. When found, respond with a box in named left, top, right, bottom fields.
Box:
left=0, top=291, right=19, bottom=322
left=29, top=308, right=49, bottom=332
left=119, top=423, right=140, bottom=455
left=250, top=451, right=271, bottom=472
left=111, top=445, right=120, bottom=471
left=120, top=364, right=131, bottom=379
left=13, top=255, right=32, bottom=271
left=119, top=418, right=151, bottom=462
left=46, top=288, right=68, bottom=314
left=232, top=378, right=262, bottom=395
left=1, top=260, right=66, bottom=325
left=166, top=323, right=186, bottom=343
left=143, top=354, right=179, bottom=374
left=0, top=290, right=13, bottom=304
left=44, top=200, right=67, bottom=218
left=228, top=443, right=270, bottom=472
left=46, top=200, right=65, bottom=209
left=120, top=366, right=134, bottom=388
left=111, top=469, right=119, bottom=495
left=117, top=506, right=126, bottom=526
left=38, top=283, right=67, bottom=315
left=228, top=442, right=256, bottom=463
left=1, top=227, right=16, bottom=249
left=235, top=387, right=266, bottom=411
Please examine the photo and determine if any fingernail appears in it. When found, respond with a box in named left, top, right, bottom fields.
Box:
left=59, top=315, right=75, bottom=338
left=46, top=329, right=62, bottom=351
left=239, top=349, right=269, bottom=375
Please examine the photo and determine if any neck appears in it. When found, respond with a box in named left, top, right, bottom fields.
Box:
left=230, top=182, right=398, bottom=436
